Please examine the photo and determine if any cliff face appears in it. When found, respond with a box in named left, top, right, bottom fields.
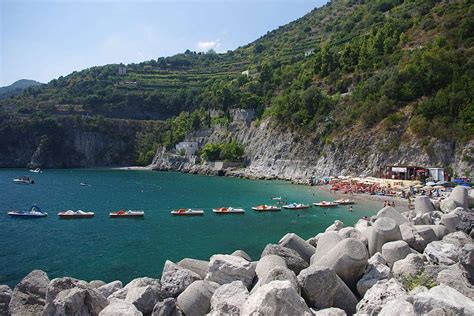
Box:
left=152, top=118, right=473, bottom=181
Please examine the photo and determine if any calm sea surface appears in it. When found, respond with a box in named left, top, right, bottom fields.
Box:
left=0, top=169, right=379, bottom=287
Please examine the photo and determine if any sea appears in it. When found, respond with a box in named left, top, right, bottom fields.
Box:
left=0, top=169, right=380, bottom=287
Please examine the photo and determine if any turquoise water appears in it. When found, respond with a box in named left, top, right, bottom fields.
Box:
left=0, top=169, right=379, bottom=287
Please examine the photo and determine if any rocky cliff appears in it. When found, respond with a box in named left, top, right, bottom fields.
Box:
left=152, top=117, right=473, bottom=181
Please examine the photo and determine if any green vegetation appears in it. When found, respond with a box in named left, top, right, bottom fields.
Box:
left=402, top=272, right=437, bottom=291
left=1, top=0, right=472, bottom=165
left=201, top=141, right=245, bottom=162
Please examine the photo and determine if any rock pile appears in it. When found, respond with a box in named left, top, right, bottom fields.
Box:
left=2, top=187, right=473, bottom=315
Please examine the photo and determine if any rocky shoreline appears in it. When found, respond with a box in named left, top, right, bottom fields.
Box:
left=1, top=187, right=473, bottom=316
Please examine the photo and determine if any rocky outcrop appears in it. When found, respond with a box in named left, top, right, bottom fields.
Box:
left=9, top=270, right=49, bottom=316
left=0, top=285, right=12, bottom=316
left=209, top=281, right=249, bottom=315
left=205, top=255, right=256, bottom=289
left=160, top=260, right=201, bottom=298
left=176, top=280, right=219, bottom=316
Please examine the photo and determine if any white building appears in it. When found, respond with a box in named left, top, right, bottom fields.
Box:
left=304, top=48, right=315, bottom=57
left=175, top=141, right=199, bottom=157
left=118, top=66, right=127, bottom=75
left=428, top=168, right=445, bottom=182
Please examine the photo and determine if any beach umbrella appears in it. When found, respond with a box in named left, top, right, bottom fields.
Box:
left=423, top=186, right=433, bottom=190
left=436, top=181, right=449, bottom=185
left=426, top=181, right=436, bottom=186
left=414, top=184, right=423, bottom=188
left=433, top=185, right=445, bottom=189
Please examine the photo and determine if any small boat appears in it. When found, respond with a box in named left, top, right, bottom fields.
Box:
left=212, top=207, right=245, bottom=214
left=251, top=205, right=281, bottom=211
left=314, top=201, right=339, bottom=207
left=80, top=182, right=90, bottom=187
left=334, top=199, right=355, bottom=205
left=271, top=196, right=283, bottom=201
left=29, top=168, right=42, bottom=173
left=58, top=210, right=95, bottom=219
left=110, top=210, right=144, bottom=218
left=8, top=205, right=47, bottom=218
left=171, top=209, right=204, bottom=216
left=282, top=203, right=311, bottom=210
left=13, top=176, right=34, bottom=184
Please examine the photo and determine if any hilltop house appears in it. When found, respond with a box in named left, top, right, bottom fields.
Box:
left=305, top=48, right=315, bottom=57
left=175, top=141, right=199, bottom=157
left=118, top=66, right=127, bottom=75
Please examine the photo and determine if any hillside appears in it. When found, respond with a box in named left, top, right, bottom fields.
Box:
left=0, top=79, right=43, bottom=99
left=0, top=0, right=473, bottom=173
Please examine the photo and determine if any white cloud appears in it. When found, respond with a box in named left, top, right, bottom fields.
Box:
left=197, top=39, right=220, bottom=51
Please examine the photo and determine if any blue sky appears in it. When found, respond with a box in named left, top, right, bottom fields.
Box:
left=0, top=0, right=327, bottom=87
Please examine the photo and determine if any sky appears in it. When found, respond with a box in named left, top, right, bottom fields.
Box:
left=0, top=0, right=328, bottom=87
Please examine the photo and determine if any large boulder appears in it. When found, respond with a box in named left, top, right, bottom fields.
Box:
left=176, top=280, right=219, bottom=316
left=368, top=217, right=402, bottom=256
left=381, top=240, right=412, bottom=267
left=151, top=298, right=182, bottom=316
left=242, top=280, right=311, bottom=315
left=97, top=280, right=122, bottom=299
left=399, top=223, right=426, bottom=252
left=99, top=300, right=142, bottom=316
left=89, top=281, right=106, bottom=289
left=258, top=266, right=299, bottom=294
left=415, top=196, right=435, bottom=214
left=43, top=277, right=108, bottom=316
left=230, top=250, right=251, bottom=261
left=392, top=253, right=426, bottom=281
left=411, top=284, right=474, bottom=315
left=109, top=277, right=162, bottom=315
left=356, top=278, right=407, bottom=315
left=424, top=241, right=460, bottom=265
left=415, top=226, right=438, bottom=244
left=311, top=307, right=346, bottom=315
left=311, top=232, right=343, bottom=264
left=437, top=264, right=474, bottom=299
left=450, top=186, right=469, bottom=209
left=205, top=255, right=255, bottom=289
left=442, top=231, right=473, bottom=247
left=354, top=218, right=371, bottom=233
left=325, top=220, right=345, bottom=232
left=0, top=285, right=12, bottom=316
left=176, top=258, right=209, bottom=279
left=337, top=227, right=368, bottom=246
left=356, top=253, right=391, bottom=297
left=160, top=260, right=201, bottom=298
left=428, top=225, right=450, bottom=240
left=279, top=233, right=316, bottom=263
left=261, top=244, right=308, bottom=274
left=453, top=207, right=474, bottom=235
left=9, top=270, right=50, bottom=316
left=377, top=206, right=408, bottom=225
left=440, top=213, right=460, bottom=233
left=379, top=299, right=415, bottom=316
left=255, top=255, right=286, bottom=279
left=313, top=238, right=368, bottom=290
left=440, top=198, right=457, bottom=213
left=208, top=281, right=248, bottom=316
left=297, top=266, right=358, bottom=314
left=459, top=244, right=474, bottom=279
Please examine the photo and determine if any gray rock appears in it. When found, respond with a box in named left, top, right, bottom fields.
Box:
left=412, top=284, right=474, bottom=315
left=311, top=307, right=346, bottom=315
left=424, top=241, right=460, bottom=265
left=259, top=266, right=299, bottom=294
left=450, top=186, right=469, bottom=209
left=313, top=238, right=368, bottom=290
left=261, top=244, right=308, bottom=274
left=377, top=206, right=408, bottom=225
left=437, top=264, right=474, bottom=299
left=177, top=258, right=209, bottom=279
left=415, top=196, right=435, bottom=214
left=242, top=280, right=311, bottom=315
left=89, top=280, right=106, bottom=289
left=368, top=217, right=402, bottom=256
left=97, top=280, right=122, bottom=299
left=442, top=231, right=473, bottom=247
left=306, top=235, right=319, bottom=248
left=392, top=253, right=426, bottom=281
left=356, top=278, right=407, bottom=315
left=325, top=220, right=345, bottom=232
left=205, top=255, right=255, bottom=288
left=409, top=286, right=428, bottom=296
left=160, top=260, right=201, bottom=298
left=9, top=270, right=49, bottom=316
left=399, top=223, right=426, bottom=252
left=255, top=255, right=286, bottom=279
left=176, top=280, right=219, bottom=316
left=99, top=300, right=143, bottom=316
left=298, top=266, right=358, bottom=314
left=151, top=298, right=182, bottom=316
left=43, top=277, right=108, bottom=316
left=421, top=213, right=434, bottom=225
left=354, top=218, right=371, bottom=233
left=469, top=189, right=474, bottom=208
left=381, top=240, right=412, bottom=267
left=440, top=198, right=457, bottom=213
left=312, top=232, right=343, bottom=264
left=109, top=277, right=162, bottom=315
left=337, top=227, right=367, bottom=246
left=0, top=285, right=12, bottom=316
left=429, top=225, right=450, bottom=240
left=440, top=213, right=460, bottom=233
left=209, top=281, right=248, bottom=316
left=279, top=233, right=316, bottom=263
left=356, top=253, right=391, bottom=297
left=230, top=250, right=251, bottom=261
left=415, top=226, right=438, bottom=244
left=453, top=208, right=474, bottom=235
left=459, top=244, right=474, bottom=279
left=379, top=299, right=415, bottom=316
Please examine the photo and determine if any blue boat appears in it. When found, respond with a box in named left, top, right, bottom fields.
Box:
left=8, top=205, right=48, bottom=218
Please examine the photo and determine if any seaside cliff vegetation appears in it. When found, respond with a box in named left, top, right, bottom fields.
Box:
left=0, top=0, right=473, bottom=167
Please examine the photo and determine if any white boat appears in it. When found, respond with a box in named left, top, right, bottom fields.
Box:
left=251, top=205, right=281, bottom=211
left=13, top=176, right=34, bottom=184
left=29, top=168, right=42, bottom=173
left=8, top=205, right=47, bottom=218
left=271, top=196, right=283, bottom=201
left=333, top=199, right=355, bottom=205
left=58, top=210, right=95, bottom=219
left=110, top=210, right=145, bottom=218
left=80, top=182, right=90, bottom=187
left=282, top=203, right=310, bottom=210
left=171, top=209, right=204, bottom=216
left=212, top=207, right=245, bottom=214
left=314, top=201, right=339, bottom=207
